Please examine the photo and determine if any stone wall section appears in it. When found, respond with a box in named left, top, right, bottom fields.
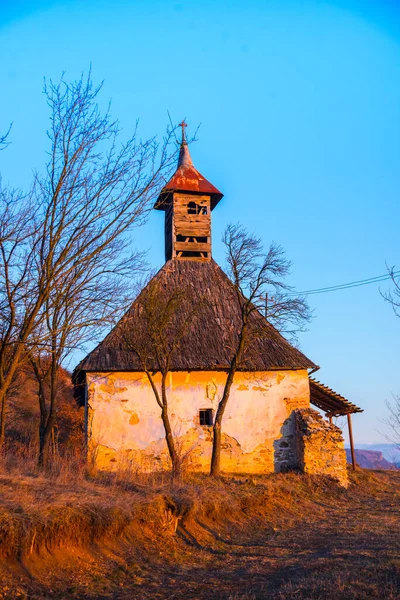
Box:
left=273, top=412, right=298, bottom=472
left=295, top=408, right=348, bottom=487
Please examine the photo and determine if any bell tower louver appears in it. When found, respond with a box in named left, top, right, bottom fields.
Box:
left=154, top=122, right=223, bottom=262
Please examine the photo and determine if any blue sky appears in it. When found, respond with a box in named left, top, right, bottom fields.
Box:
left=1, top=0, right=399, bottom=444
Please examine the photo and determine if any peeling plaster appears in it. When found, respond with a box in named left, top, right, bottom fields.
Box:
left=129, top=413, right=140, bottom=425
left=87, top=370, right=311, bottom=473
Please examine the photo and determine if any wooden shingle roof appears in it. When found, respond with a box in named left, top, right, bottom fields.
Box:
left=78, top=259, right=317, bottom=373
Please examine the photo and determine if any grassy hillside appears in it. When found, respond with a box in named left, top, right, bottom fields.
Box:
left=0, top=463, right=399, bottom=599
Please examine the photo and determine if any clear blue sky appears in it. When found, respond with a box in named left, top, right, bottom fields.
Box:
left=1, top=0, right=399, bottom=444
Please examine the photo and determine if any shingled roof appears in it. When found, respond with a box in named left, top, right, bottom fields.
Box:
left=78, top=259, right=317, bottom=373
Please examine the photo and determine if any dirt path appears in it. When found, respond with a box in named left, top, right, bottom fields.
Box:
left=112, top=487, right=400, bottom=600
left=1, top=471, right=399, bottom=599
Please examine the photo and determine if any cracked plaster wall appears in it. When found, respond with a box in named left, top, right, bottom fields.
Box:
left=86, top=369, right=310, bottom=474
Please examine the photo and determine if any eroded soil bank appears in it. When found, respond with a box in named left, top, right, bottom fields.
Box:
left=0, top=469, right=399, bottom=599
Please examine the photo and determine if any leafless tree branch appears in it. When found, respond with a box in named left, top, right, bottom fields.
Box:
left=0, top=124, right=12, bottom=149
left=381, top=265, right=400, bottom=318
left=0, top=71, right=175, bottom=465
left=117, top=276, right=207, bottom=482
left=210, top=223, right=311, bottom=476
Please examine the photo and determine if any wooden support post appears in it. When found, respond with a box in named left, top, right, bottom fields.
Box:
left=328, top=415, right=332, bottom=425
left=347, top=413, right=356, bottom=471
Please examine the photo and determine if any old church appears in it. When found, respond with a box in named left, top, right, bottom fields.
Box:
left=75, top=124, right=362, bottom=485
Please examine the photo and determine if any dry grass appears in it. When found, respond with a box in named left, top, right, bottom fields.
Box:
left=0, top=450, right=165, bottom=561
left=0, top=456, right=399, bottom=599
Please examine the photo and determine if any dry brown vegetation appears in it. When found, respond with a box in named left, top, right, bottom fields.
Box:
left=5, top=364, right=83, bottom=459
left=0, top=461, right=398, bottom=599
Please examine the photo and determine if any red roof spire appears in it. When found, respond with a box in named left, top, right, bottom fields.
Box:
left=154, top=121, right=223, bottom=210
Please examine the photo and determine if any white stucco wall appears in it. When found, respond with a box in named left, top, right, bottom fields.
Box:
left=86, top=370, right=310, bottom=473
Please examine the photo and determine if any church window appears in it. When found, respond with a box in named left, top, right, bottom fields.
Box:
left=199, top=408, right=213, bottom=426
left=188, top=201, right=207, bottom=215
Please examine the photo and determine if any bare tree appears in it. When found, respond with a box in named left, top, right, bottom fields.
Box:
left=381, top=267, right=400, bottom=457
left=210, top=223, right=311, bottom=477
left=0, top=185, right=37, bottom=443
left=29, top=244, right=146, bottom=467
left=0, top=72, right=175, bottom=450
left=382, top=266, right=400, bottom=317
left=382, top=396, right=400, bottom=452
left=118, top=276, right=205, bottom=482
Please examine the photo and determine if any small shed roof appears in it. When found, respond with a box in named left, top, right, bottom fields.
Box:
left=310, top=378, right=363, bottom=416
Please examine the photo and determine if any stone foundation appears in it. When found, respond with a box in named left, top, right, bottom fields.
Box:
left=295, top=408, right=348, bottom=487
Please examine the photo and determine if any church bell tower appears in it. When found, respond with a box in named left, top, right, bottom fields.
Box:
left=154, top=122, right=223, bottom=262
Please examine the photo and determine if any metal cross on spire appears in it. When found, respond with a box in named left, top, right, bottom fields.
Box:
left=177, top=120, right=193, bottom=167
left=179, top=120, right=188, bottom=144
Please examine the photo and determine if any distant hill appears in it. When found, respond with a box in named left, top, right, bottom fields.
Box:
left=346, top=449, right=398, bottom=470
left=352, top=443, right=400, bottom=464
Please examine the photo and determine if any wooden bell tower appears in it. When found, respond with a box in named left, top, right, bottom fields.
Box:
left=154, top=122, right=223, bottom=262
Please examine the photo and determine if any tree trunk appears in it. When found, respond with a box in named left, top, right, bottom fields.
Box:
left=210, top=320, right=248, bottom=477
left=161, top=406, right=180, bottom=482
left=38, top=422, right=50, bottom=468
left=37, top=352, right=59, bottom=469
left=0, top=346, right=24, bottom=444
left=51, top=426, right=57, bottom=458
left=210, top=370, right=236, bottom=477
left=37, top=379, right=49, bottom=468
left=160, top=373, right=180, bottom=482
left=145, top=369, right=180, bottom=482
left=38, top=408, right=57, bottom=468
left=0, top=371, right=5, bottom=445
left=0, top=392, right=6, bottom=446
